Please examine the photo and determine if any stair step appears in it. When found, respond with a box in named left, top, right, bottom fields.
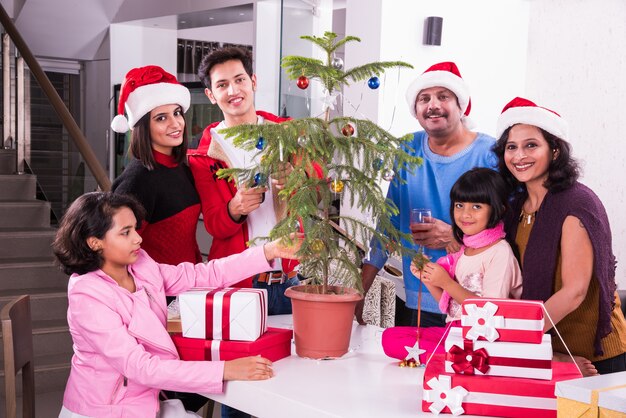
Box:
left=0, top=174, right=36, bottom=201
left=0, top=288, right=68, bottom=322
left=0, top=229, right=56, bottom=260
left=0, top=201, right=51, bottom=228
left=0, top=149, right=16, bottom=175
left=0, top=257, right=68, bottom=291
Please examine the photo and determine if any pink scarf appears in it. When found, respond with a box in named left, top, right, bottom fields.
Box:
left=436, top=222, right=506, bottom=313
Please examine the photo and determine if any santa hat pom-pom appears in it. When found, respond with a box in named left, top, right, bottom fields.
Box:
left=462, top=116, right=476, bottom=130
left=111, top=114, right=130, bottom=133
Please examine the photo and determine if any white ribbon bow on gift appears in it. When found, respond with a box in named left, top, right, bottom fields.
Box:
left=424, top=375, right=468, bottom=416
left=464, top=302, right=504, bottom=342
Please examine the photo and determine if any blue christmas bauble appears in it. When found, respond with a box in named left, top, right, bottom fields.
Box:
left=368, top=76, right=380, bottom=89
left=373, top=158, right=384, bottom=171
left=255, top=136, right=265, bottom=150
left=253, top=172, right=267, bottom=186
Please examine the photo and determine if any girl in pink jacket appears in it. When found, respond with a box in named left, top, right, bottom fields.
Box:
left=52, top=192, right=298, bottom=417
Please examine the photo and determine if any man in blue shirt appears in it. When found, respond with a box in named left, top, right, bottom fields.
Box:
left=357, top=61, right=498, bottom=327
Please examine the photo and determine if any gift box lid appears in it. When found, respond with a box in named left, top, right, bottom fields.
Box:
left=462, top=298, right=545, bottom=320
left=599, top=386, right=626, bottom=413
left=555, top=371, right=626, bottom=405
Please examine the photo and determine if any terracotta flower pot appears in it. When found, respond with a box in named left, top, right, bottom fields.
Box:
left=285, top=284, right=363, bottom=359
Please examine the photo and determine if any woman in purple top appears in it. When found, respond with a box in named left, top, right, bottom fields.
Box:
left=494, top=97, right=626, bottom=376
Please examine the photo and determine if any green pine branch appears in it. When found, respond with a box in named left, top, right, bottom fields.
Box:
left=341, top=61, right=413, bottom=84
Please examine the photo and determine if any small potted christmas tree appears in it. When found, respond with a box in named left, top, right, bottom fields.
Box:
left=219, top=32, right=420, bottom=359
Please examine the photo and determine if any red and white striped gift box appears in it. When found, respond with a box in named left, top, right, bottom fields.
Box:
left=179, top=287, right=267, bottom=341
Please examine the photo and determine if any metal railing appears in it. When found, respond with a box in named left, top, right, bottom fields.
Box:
left=0, top=2, right=111, bottom=191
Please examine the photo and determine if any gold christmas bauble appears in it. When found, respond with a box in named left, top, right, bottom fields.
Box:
left=330, top=179, right=344, bottom=193
left=310, top=239, right=325, bottom=253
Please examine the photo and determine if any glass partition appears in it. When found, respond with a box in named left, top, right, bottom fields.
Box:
left=278, top=0, right=343, bottom=119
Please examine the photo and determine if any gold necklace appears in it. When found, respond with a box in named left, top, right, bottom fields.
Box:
left=518, top=209, right=537, bottom=225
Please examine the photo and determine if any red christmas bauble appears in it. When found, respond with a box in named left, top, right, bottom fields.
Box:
left=296, top=75, right=309, bottom=90
left=341, top=124, right=355, bottom=137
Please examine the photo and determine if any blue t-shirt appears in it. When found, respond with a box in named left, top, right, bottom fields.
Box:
left=365, top=131, right=498, bottom=312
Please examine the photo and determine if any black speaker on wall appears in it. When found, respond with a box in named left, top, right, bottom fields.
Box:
left=424, top=16, right=443, bottom=46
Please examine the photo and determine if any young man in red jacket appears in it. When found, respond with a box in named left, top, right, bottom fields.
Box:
left=189, top=47, right=309, bottom=318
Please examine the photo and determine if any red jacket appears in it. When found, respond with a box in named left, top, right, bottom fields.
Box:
left=189, top=111, right=310, bottom=287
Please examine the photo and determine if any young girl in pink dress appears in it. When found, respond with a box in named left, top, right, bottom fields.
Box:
left=383, top=168, right=522, bottom=361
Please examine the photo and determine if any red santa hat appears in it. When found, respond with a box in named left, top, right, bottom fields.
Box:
left=496, top=97, right=568, bottom=140
left=111, top=65, right=190, bottom=133
left=405, top=61, right=471, bottom=119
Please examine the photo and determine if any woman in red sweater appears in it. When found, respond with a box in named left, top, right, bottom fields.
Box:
left=110, top=65, right=205, bottom=411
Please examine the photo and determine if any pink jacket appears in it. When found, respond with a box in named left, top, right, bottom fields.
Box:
left=62, top=247, right=274, bottom=417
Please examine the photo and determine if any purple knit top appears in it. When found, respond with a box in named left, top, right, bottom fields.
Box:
left=504, top=182, right=617, bottom=356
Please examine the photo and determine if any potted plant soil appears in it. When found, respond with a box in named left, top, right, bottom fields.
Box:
left=219, top=32, right=420, bottom=359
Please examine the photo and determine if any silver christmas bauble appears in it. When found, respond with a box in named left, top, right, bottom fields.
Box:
left=383, top=169, right=395, bottom=181
left=297, top=135, right=309, bottom=146
left=331, top=57, right=344, bottom=70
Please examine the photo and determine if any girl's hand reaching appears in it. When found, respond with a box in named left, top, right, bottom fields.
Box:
left=421, top=262, right=453, bottom=290
left=223, top=356, right=274, bottom=381
left=263, top=233, right=304, bottom=261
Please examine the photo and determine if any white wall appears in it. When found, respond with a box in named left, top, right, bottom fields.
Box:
left=526, top=0, right=626, bottom=288
left=374, top=0, right=530, bottom=138
left=109, top=24, right=178, bottom=85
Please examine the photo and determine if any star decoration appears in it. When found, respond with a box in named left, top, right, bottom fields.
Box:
left=404, top=340, right=426, bottom=362
left=321, top=89, right=339, bottom=111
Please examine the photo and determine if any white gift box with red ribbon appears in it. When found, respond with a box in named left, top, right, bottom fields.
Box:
left=423, top=354, right=581, bottom=417
left=444, top=327, right=553, bottom=380
left=461, top=298, right=545, bottom=344
left=179, top=287, right=268, bottom=341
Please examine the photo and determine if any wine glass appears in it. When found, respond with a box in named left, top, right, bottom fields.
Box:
left=410, top=208, right=433, bottom=252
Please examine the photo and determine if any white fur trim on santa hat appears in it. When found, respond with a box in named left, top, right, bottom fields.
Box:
left=124, top=82, right=190, bottom=130
left=405, top=70, right=470, bottom=118
left=496, top=106, right=568, bottom=140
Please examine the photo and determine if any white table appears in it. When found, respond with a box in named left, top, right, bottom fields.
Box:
left=204, top=315, right=490, bottom=418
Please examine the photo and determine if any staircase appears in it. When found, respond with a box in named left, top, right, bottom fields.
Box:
left=0, top=148, right=72, bottom=411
